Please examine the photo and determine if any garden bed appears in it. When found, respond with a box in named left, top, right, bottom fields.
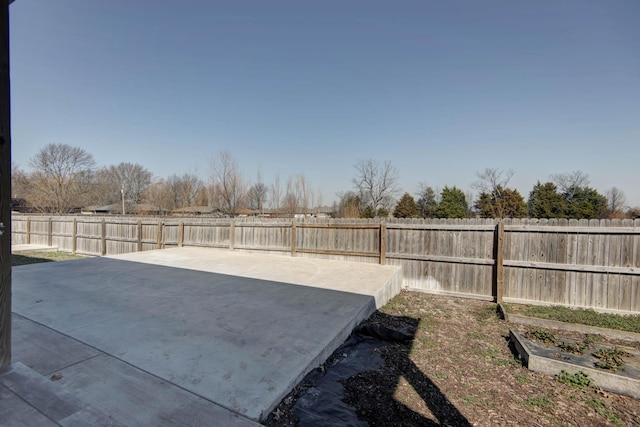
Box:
left=510, top=327, right=640, bottom=399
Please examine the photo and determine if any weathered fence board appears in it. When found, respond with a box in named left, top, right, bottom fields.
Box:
left=10, top=215, right=640, bottom=313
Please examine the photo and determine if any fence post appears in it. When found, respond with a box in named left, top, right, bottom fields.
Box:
left=379, top=221, right=387, bottom=265
left=291, top=220, right=297, bottom=257
left=72, top=218, right=77, bottom=254
left=494, top=222, right=504, bottom=303
left=156, top=221, right=163, bottom=249
left=101, top=218, right=107, bottom=256
left=229, top=220, right=235, bottom=250
left=137, top=219, right=143, bottom=252
left=48, top=217, right=53, bottom=247
left=178, top=221, right=184, bottom=247
left=26, top=216, right=31, bottom=244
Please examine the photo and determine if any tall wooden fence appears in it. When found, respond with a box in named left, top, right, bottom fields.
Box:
left=11, top=215, right=640, bottom=314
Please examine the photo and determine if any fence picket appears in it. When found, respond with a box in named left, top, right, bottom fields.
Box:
left=10, top=215, right=640, bottom=313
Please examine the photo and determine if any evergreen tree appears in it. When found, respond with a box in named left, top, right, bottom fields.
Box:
left=361, top=205, right=376, bottom=218
left=565, top=186, right=608, bottom=219
left=474, top=192, right=493, bottom=218
left=435, top=186, right=468, bottom=218
left=417, top=186, right=437, bottom=218
left=393, top=193, right=419, bottom=218
left=474, top=186, right=527, bottom=218
left=377, top=207, right=390, bottom=218
left=528, top=182, right=567, bottom=218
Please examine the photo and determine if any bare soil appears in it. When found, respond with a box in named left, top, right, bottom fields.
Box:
left=268, top=290, right=640, bottom=426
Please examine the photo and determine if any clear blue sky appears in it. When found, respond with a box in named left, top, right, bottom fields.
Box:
left=9, top=0, right=640, bottom=207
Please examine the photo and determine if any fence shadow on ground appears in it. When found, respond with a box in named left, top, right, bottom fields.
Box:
left=343, top=312, right=472, bottom=426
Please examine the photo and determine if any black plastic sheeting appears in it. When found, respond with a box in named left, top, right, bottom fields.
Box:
left=292, top=334, right=386, bottom=427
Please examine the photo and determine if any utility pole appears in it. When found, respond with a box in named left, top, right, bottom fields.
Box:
left=121, top=186, right=126, bottom=215
left=0, top=0, right=13, bottom=367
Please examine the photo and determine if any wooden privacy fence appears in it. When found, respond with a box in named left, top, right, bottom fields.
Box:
left=11, top=215, right=640, bottom=314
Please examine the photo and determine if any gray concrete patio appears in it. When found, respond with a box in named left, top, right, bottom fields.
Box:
left=2, top=248, right=402, bottom=426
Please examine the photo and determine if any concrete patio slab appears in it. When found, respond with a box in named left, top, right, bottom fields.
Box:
left=108, top=247, right=402, bottom=308
left=8, top=315, right=257, bottom=427
left=0, top=374, right=59, bottom=427
left=10, top=248, right=402, bottom=424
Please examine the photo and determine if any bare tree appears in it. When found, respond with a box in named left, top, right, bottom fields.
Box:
left=294, top=173, right=311, bottom=214
left=207, top=182, right=223, bottom=211
left=93, top=162, right=153, bottom=210
left=551, top=171, right=590, bottom=202
left=210, top=151, right=246, bottom=216
left=473, top=168, right=515, bottom=194
left=314, top=189, right=324, bottom=215
left=11, top=161, right=28, bottom=200
left=352, top=159, right=400, bottom=213
left=282, top=175, right=299, bottom=216
left=142, top=179, right=174, bottom=213
left=280, top=174, right=315, bottom=217
left=195, top=186, right=209, bottom=206
left=247, top=171, right=268, bottom=213
left=269, top=173, right=282, bottom=212
left=167, top=173, right=205, bottom=209
left=606, top=187, right=627, bottom=219
left=336, top=191, right=363, bottom=218
left=26, top=143, right=95, bottom=213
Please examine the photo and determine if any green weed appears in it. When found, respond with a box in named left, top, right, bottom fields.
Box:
left=434, top=371, right=448, bottom=379
left=468, top=331, right=486, bottom=340
left=418, top=336, right=436, bottom=348
left=555, top=370, right=592, bottom=389
left=530, top=329, right=557, bottom=345
left=493, top=357, right=520, bottom=367
left=459, top=395, right=497, bottom=409
left=526, top=396, right=554, bottom=409
left=510, top=304, right=640, bottom=333
left=585, top=398, right=622, bottom=425
left=514, top=373, right=531, bottom=384
left=472, top=304, right=498, bottom=322
left=557, top=340, right=588, bottom=355
left=593, top=347, right=629, bottom=372
left=473, top=346, right=500, bottom=359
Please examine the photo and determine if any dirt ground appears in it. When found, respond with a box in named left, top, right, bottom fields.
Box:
left=268, top=290, right=640, bottom=426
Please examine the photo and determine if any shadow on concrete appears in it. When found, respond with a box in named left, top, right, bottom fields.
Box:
left=341, top=312, right=472, bottom=426
left=12, top=253, right=56, bottom=266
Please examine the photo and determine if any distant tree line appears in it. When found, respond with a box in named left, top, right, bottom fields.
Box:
left=12, top=144, right=639, bottom=220
left=337, top=165, right=636, bottom=220
left=12, top=143, right=325, bottom=216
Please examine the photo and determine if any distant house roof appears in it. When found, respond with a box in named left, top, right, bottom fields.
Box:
left=172, top=206, right=220, bottom=216
left=259, top=206, right=335, bottom=217
left=86, top=204, right=122, bottom=214
left=132, top=204, right=162, bottom=214
left=82, top=204, right=163, bottom=215
left=314, top=206, right=334, bottom=214
left=237, top=208, right=259, bottom=216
